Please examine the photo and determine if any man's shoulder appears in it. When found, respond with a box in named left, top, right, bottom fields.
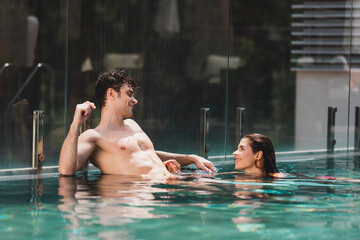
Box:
left=124, top=118, right=142, bottom=130
left=80, top=128, right=102, bottom=140
left=124, top=118, right=137, bottom=124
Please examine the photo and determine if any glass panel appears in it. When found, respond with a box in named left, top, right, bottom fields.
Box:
left=227, top=0, right=352, bottom=156
left=228, top=1, right=295, bottom=154
left=291, top=1, right=352, bottom=152
left=2, top=0, right=357, bottom=171
left=69, top=0, right=230, bottom=159
left=0, top=0, right=67, bottom=168
left=350, top=0, right=360, bottom=151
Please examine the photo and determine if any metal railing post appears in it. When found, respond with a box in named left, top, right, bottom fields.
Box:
left=235, top=107, right=246, bottom=147
left=355, top=107, right=360, bottom=151
left=32, top=110, right=46, bottom=172
left=327, top=106, right=337, bottom=153
left=80, top=119, right=91, bottom=173
left=200, top=108, right=210, bottom=159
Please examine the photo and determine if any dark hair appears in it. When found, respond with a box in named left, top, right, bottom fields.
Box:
left=95, top=70, right=137, bottom=107
left=243, top=133, right=279, bottom=175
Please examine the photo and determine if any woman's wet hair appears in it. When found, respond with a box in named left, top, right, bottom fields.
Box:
left=243, top=133, right=279, bottom=175
left=95, top=70, right=137, bottom=107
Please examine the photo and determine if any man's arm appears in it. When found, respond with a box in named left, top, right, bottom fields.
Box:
left=155, top=151, right=216, bottom=173
left=58, top=102, right=96, bottom=175
left=124, top=119, right=216, bottom=173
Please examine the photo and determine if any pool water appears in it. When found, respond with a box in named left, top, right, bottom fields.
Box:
left=1, top=156, right=360, bottom=239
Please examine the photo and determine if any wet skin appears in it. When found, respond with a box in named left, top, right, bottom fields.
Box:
left=59, top=84, right=215, bottom=179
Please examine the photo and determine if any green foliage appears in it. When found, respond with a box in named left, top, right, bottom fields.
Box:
left=235, top=37, right=253, bottom=63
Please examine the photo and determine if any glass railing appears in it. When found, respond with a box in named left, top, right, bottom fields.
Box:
left=1, top=0, right=359, bottom=175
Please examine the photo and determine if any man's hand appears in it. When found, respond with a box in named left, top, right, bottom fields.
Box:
left=155, top=151, right=216, bottom=173
left=163, top=159, right=181, bottom=173
left=189, top=155, right=216, bottom=173
left=73, top=101, right=96, bottom=126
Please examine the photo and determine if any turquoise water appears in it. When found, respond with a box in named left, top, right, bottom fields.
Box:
left=1, top=156, right=360, bottom=239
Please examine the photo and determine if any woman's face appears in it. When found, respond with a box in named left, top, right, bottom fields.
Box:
left=233, top=138, right=259, bottom=172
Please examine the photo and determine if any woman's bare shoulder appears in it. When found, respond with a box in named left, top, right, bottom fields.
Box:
left=270, top=172, right=290, bottom=178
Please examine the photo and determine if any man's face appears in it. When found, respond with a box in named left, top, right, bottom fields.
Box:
left=116, top=84, right=138, bottom=118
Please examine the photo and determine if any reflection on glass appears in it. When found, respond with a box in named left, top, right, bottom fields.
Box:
left=1, top=0, right=360, bottom=170
left=0, top=1, right=66, bottom=168
left=292, top=1, right=353, bottom=151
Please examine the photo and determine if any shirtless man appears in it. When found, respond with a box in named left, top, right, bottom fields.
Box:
left=59, top=70, right=215, bottom=179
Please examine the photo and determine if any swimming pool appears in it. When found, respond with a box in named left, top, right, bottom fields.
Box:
left=1, top=154, right=360, bottom=239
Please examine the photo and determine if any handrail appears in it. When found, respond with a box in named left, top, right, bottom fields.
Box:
left=6, top=63, right=53, bottom=113
left=0, top=63, right=18, bottom=76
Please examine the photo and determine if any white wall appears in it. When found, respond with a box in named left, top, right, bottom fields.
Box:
left=295, top=70, right=360, bottom=150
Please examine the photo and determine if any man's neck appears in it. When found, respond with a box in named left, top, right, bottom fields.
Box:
left=97, top=107, right=126, bottom=130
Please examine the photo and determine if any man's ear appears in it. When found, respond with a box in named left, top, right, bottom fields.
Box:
left=106, top=88, right=115, bottom=100
left=256, top=151, right=263, bottom=160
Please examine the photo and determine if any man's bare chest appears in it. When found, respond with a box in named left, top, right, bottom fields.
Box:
left=96, top=131, right=154, bottom=153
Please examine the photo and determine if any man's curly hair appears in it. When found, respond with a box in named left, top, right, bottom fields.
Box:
left=95, top=70, right=137, bottom=107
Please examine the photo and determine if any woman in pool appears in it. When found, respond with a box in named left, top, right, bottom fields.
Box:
left=233, top=133, right=281, bottom=177
left=232, top=133, right=360, bottom=181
